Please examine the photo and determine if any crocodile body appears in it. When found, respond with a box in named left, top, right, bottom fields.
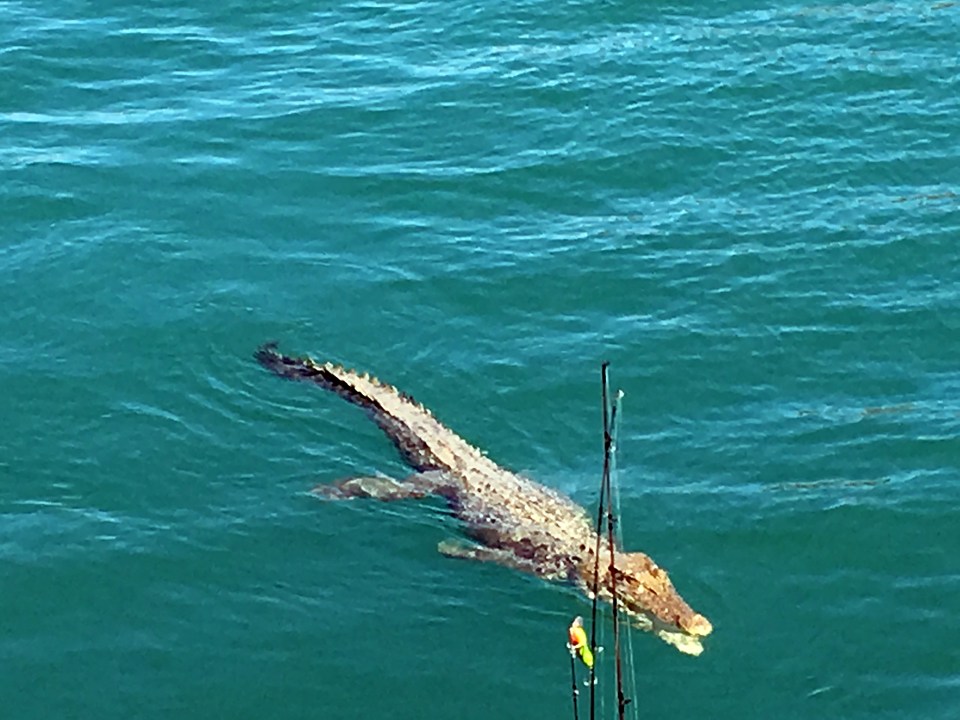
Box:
left=255, top=343, right=713, bottom=654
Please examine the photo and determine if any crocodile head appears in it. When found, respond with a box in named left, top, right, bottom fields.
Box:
left=579, top=550, right=713, bottom=642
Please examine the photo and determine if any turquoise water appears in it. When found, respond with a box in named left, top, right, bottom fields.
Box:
left=3, top=0, right=959, bottom=717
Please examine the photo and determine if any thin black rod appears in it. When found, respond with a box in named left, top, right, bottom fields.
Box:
left=587, top=361, right=611, bottom=720
left=569, top=652, right=580, bottom=720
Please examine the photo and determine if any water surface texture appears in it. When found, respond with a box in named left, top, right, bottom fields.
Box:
left=2, top=1, right=959, bottom=718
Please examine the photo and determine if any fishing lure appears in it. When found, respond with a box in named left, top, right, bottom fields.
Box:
left=567, top=616, right=594, bottom=669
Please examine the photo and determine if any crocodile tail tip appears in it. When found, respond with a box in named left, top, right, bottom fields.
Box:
left=254, top=341, right=280, bottom=366
left=255, top=341, right=304, bottom=379
left=255, top=343, right=334, bottom=385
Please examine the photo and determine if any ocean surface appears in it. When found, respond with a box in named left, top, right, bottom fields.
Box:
left=2, top=1, right=959, bottom=718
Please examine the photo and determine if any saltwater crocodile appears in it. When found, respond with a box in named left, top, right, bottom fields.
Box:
left=255, top=343, right=713, bottom=655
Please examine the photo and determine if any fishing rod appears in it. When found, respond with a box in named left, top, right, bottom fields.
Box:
left=586, top=362, right=611, bottom=720
left=598, top=363, right=628, bottom=720
left=584, top=362, right=631, bottom=720
left=604, top=395, right=629, bottom=720
left=568, top=362, right=634, bottom=720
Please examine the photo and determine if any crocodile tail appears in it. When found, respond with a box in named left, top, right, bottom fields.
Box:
left=254, top=342, right=449, bottom=471
left=254, top=342, right=380, bottom=410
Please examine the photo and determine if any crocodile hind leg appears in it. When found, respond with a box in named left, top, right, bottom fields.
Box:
left=438, top=539, right=574, bottom=582
left=312, top=470, right=450, bottom=501
left=437, top=539, right=537, bottom=574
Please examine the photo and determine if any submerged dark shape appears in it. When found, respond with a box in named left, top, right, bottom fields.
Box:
left=255, top=342, right=712, bottom=654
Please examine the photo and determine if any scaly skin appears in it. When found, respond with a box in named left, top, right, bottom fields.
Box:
left=255, top=343, right=713, bottom=654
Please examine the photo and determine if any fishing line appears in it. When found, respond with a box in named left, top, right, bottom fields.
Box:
left=609, top=390, right=640, bottom=720
left=604, top=394, right=628, bottom=720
